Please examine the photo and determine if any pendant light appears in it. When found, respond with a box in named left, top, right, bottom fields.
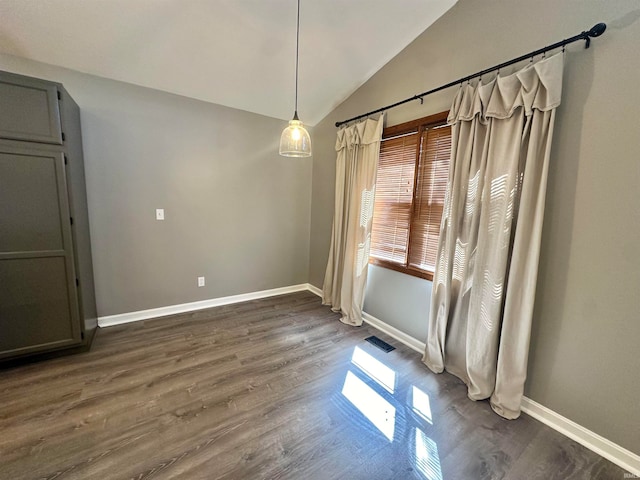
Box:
left=279, top=0, right=312, bottom=157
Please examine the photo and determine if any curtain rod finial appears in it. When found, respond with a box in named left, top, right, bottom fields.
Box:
left=589, top=23, right=606, bottom=38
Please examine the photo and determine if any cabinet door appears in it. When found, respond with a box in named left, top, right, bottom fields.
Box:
left=0, top=72, right=63, bottom=145
left=0, top=145, right=81, bottom=359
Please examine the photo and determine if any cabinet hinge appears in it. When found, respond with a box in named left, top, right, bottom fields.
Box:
left=61, top=132, right=66, bottom=142
left=70, top=217, right=74, bottom=225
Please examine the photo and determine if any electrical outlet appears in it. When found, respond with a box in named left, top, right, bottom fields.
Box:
left=197, top=276, right=205, bottom=287
left=156, top=209, right=165, bottom=220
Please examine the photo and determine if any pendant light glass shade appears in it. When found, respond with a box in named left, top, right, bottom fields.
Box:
left=279, top=115, right=311, bottom=157
left=279, top=0, right=311, bottom=157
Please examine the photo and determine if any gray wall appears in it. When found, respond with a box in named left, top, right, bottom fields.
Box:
left=309, top=0, right=640, bottom=454
left=0, top=54, right=312, bottom=317
left=363, top=265, right=431, bottom=342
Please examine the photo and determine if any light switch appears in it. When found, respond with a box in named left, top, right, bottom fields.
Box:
left=156, top=209, right=165, bottom=220
left=198, top=276, right=205, bottom=287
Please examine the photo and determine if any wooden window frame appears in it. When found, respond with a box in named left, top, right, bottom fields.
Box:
left=369, top=111, right=450, bottom=281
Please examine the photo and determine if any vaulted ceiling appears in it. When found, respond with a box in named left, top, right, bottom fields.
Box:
left=0, top=0, right=457, bottom=125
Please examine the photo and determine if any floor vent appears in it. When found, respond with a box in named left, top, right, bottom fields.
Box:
left=365, top=336, right=395, bottom=353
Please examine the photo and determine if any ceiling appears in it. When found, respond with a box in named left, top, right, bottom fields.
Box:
left=0, top=0, right=457, bottom=125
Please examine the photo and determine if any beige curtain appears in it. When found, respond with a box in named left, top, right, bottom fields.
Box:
left=323, top=116, right=384, bottom=326
left=423, top=53, right=564, bottom=419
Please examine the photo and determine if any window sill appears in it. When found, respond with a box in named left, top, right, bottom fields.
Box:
left=368, top=258, right=434, bottom=281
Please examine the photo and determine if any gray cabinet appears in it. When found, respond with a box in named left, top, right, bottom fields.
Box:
left=0, top=71, right=97, bottom=361
left=0, top=76, right=63, bottom=145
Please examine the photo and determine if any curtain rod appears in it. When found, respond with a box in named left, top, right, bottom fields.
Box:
left=335, top=22, right=607, bottom=128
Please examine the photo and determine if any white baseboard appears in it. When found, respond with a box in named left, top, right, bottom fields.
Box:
left=361, top=312, right=426, bottom=354
left=521, top=397, right=640, bottom=476
left=98, top=283, right=313, bottom=327
left=307, top=283, right=323, bottom=297
left=98, top=284, right=639, bottom=475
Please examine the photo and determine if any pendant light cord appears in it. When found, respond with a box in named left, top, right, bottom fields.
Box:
left=294, top=0, right=300, bottom=117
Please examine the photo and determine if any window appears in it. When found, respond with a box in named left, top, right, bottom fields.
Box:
left=370, top=111, right=451, bottom=280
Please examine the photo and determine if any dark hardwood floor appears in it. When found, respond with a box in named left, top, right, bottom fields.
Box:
left=0, top=291, right=629, bottom=479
